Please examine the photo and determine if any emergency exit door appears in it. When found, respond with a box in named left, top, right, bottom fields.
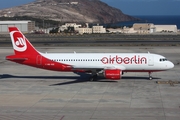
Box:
left=36, top=55, right=42, bottom=65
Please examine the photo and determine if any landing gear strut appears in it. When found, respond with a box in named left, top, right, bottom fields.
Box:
left=148, top=72, right=153, bottom=80
left=89, top=73, right=98, bottom=81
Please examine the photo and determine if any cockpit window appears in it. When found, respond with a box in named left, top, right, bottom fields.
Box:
left=159, top=58, right=168, bottom=62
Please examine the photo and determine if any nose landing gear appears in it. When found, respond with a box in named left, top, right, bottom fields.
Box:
left=148, top=72, right=153, bottom=80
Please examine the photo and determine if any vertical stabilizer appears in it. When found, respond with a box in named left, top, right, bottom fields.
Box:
left=9, top=27, right=39, bottom=56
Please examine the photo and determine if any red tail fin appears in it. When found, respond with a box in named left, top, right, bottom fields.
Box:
left=9, top=27, right=39, bottom=56
left=7, top=27, right=72, bottom=71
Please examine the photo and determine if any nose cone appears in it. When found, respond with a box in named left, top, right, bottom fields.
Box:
left=168, top=61, right=174, bottom=69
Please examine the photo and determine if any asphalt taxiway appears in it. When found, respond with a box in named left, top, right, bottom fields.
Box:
left=0, top=46, right=180, bottom=120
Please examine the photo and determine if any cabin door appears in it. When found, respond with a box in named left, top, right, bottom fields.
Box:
left=148, top=55, right=154, bottom=66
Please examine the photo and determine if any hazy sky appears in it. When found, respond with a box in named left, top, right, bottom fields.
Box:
left=0, top=0, right=179, bottom=15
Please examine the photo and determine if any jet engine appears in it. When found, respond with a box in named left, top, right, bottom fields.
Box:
left=104, top=69, right=122, bottom=80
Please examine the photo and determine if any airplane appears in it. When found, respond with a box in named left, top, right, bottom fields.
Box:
left=6, top=27, right=174, bottom=81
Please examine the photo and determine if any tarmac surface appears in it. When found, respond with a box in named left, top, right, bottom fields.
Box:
left=0, top=46, right=180, bottom=120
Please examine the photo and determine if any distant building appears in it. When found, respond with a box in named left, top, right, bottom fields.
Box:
left=92, top=25, right=106, bottom=33
left=59, top=25, right=67, bottom=32
left=76, top=28, right=92, bottom=34
left=59, top=23, right=106, bottom=34
left=122, top=27, right=137, bottom=34
left=70, top=2, right=78, bottom=5
left=60, top=23, right=82, bottom=32
left=74, top=23, right=106, bottom=34
left=65, top=23, right=81, bottom=28
left=0, top=21, right=35, bottom=34
left=107, top=28, right=122, bottom=33
left=155, top=25, right=177, bottom=33
left=133, top=23, right=155, bottom=33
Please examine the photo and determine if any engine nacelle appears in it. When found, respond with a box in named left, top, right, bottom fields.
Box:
left=104, top=69, right=122, bottom=80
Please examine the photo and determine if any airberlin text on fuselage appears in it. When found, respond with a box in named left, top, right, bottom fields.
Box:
left=102, top=55, right=147, bottom=64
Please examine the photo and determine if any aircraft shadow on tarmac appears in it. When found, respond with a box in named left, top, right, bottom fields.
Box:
left=0, top=74, right=160, bottom=86
left=0, top=74, right=79, bottom=79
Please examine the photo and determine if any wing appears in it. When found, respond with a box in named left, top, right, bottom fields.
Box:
left=72, top=64, right=126, bottom=72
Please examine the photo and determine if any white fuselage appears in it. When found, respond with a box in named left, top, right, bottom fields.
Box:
left=41, top=53, right=174, bottom=71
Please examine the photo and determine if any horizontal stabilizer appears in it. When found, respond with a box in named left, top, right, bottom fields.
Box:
left=6, top=58, right=28, bottom=61
left=6, top=55, right=28, bottom=61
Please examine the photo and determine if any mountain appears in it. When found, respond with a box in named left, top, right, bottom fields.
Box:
left=0, top=0, right=138, bottom=24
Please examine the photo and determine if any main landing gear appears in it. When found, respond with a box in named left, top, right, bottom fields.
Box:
left=148, top=72, right=153, bottom=80
left=89, top=73, right=98, bottom=81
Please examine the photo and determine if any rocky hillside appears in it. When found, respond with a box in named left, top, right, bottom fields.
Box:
left=0, top=0, right=138, bottom=24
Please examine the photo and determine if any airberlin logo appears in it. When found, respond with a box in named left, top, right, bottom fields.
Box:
left=101, top=55, right=147, bottom=64
left=10, top=31, right=27, bottom=52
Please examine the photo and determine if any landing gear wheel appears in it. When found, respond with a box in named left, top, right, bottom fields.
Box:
left=148, top=72, right=153, bottom=80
